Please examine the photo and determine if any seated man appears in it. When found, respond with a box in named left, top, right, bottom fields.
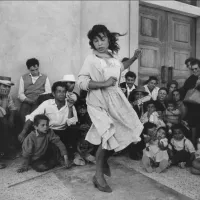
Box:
left=18, top=58, right=51, bottom=124
left=18, top=81, right=79, bottom=160
left=60, top=74, right=78, bottom=102
left=0, top=76, right=17, bottom=168
left=129, top=86, right=150, bottom=119
left=120, top=71, right=137, bottom=99
left=36, top=74, right=78, bottom=107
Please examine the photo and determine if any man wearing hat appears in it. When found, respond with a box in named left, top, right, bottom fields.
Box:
left=0, top=76, right=17, bottom=168
left=129, top=86, right=150, bottom=119
left=60, top=74, right=78, bottom=103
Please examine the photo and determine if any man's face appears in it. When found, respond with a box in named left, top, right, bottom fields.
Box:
left=0, top=84, right=11, bottom=96
left=191, top=64, right=200, bottom=77
left=53, top=86, right=67, bottom=102
left=29, top=65, right=39, bottom=76
left=126, top=77, right=135, bottom=89
left=147, top=103, right=156, bottom=114
left=135, top=92, right=144, bottom=100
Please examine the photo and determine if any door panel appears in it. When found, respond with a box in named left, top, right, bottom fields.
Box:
left=139, top=5, right=196, bottom=87
left=139, top=6, right=167, bottom=86
left=167, top=13, right=196, bottom=86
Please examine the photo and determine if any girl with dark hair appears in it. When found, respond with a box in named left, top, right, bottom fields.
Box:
left=166, top=80, right=178, bottom=101
left=144, top=76, right=160, bottom=100
left=78, top=24, right=143, bottom=193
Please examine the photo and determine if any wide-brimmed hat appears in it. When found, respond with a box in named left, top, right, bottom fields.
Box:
left=0, top=76, right=14, bottom=86
left=60, top=74, right=76, bottom=82
left=131, top=86, right=148, bottom=96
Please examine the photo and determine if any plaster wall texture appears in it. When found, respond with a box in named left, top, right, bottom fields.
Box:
left=0, top=1, right=132, bottom=107
left=0, top=1, right=81, bottom=106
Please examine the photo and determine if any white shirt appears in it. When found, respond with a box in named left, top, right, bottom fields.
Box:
left=18, top=73, right=51, bottom=102
left=144, top=85, right=160, bottom=100
left=169, top=137, right=195, bottom=153
left=126, top=83, right=136, bottom=98
left=26, top=99, right=78, bottom=130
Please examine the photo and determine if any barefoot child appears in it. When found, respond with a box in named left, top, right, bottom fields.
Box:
left=142, top=123, right=169, bottom=173
left=17, top=114, right=70, bottom=173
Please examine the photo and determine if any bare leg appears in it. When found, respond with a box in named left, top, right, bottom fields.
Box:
left=142, top=155, right=153, bottom=173
left=95, top=145, right=108, bottom=187
left=103, top=150, right=113, bottom=177
left=155, top=160, right=169, bottom=173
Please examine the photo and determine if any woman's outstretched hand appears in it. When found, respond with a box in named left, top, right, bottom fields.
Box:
left=104, top=76, right=118, bottom=87
left=132, top=49, right=142, bottom=60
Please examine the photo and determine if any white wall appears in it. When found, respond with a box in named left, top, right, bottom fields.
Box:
left=0, top=1, right=81, bottom=106
left=0, top=1, right=132, bottom=107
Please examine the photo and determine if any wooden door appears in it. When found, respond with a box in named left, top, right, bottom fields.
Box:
left=167, top=13, right=196, bottom=86
left=139, top=5, right=196, bottom=87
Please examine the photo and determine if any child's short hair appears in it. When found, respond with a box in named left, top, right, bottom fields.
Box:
left=33, top=114, right=49, bottom=126
left=166, top=100, right=176, bottom=107
left=125, top=71, right=136, bottom=80
left=171, top=124, right=185, bottom=135
left=143, top=122, right=157, bottom=134
left=26, top=58, right=39, bottom=69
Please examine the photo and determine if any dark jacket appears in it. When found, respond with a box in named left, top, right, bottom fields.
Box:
left=120, top=82, right=137, bottom=98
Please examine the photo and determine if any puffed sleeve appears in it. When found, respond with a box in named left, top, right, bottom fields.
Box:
left=77, top=55, right=93, bottom=91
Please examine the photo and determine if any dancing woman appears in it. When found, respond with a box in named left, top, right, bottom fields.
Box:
left=77, top=24, right=143, bottom=192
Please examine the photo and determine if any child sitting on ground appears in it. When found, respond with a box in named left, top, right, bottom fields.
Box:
left=163, top=101, right=181, bottom=134
left=73, top=99, right=96, bottom=165
left=17, top=114, right=70, bottom=173
left=140, top=100, right=165, bottom=128
left=168, top=124, right=195, bottom=168
left=142, top=123, right=169, bottom=173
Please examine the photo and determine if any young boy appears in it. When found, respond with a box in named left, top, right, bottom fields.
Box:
left=17, top=114, right=70, bottom=173
left=74, top=99, right=96, bottom=165
left=168, top=124, right=195, bottom=168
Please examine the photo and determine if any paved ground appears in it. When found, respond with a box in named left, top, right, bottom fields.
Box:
left=0, top=156, right=199, bottom=200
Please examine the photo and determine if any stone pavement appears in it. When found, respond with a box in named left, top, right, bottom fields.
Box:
left=0, top=156, right=198, bottom=200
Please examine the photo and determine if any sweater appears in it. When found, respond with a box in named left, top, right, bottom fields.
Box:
left=22, top=129, right=67, bottom=160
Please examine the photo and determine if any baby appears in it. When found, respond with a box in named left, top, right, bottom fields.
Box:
left=140, top=100, right=165, bottom=128
left=142, top=123, right=169, bottom=173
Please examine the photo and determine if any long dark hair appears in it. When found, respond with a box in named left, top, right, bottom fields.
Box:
left=87, top=24, right=126, bottom=54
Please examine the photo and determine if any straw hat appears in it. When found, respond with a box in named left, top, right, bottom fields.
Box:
left=60, top=74, right=76, bottom=82
left=0, top=76, right=14, bottom=86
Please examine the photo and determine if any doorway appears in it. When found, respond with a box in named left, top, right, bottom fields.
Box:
left=139, top=5, right=196, bottom=87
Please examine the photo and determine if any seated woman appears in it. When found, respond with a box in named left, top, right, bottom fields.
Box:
left=140, top=100, right=165, bottom=128
left=172, top=89, right=187, bottom=120
left=154, top=87, right=168, bottom=120
left=166, top=80, right=178, bottom=101
left=144, top=76, right=160, bottom=101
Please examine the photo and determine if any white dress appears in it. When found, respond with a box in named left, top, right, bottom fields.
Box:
left=78, top=52, right=143, bottom=152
